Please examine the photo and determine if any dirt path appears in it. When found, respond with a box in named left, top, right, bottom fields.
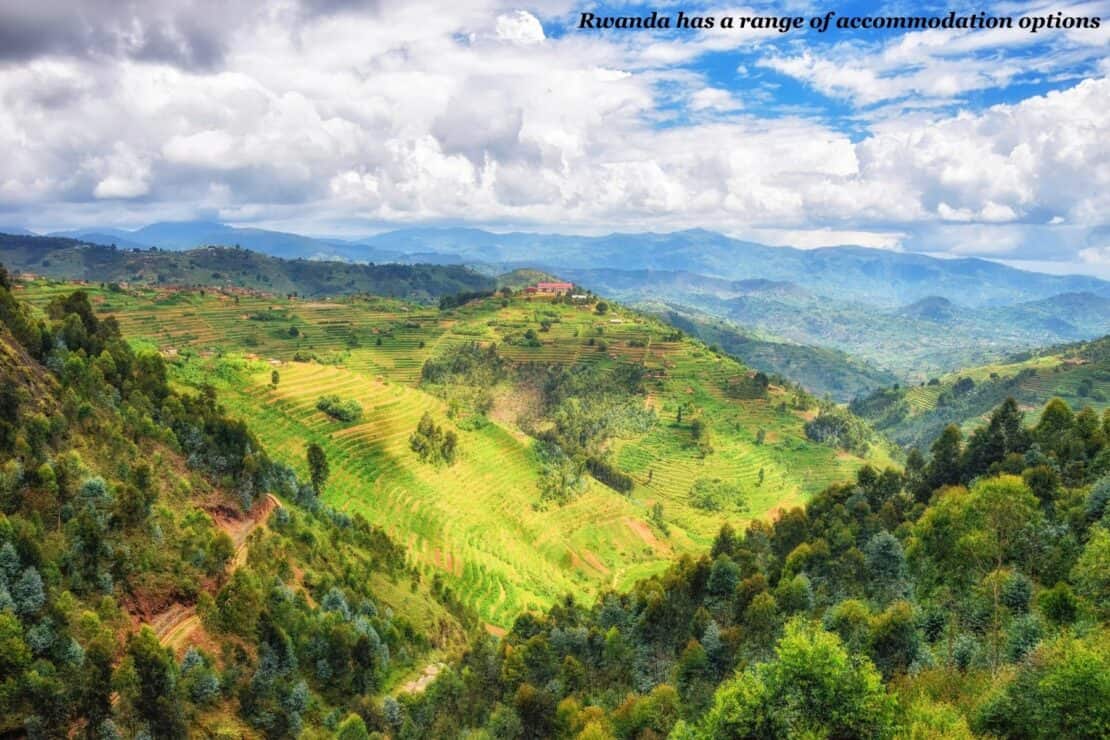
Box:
left=399, top=662, right=446, bottom=694
left=149, top=493, right=281, bottom=651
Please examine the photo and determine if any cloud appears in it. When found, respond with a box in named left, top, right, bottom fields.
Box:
left=495, top=10, right=545, bottom=45
left=0, top=0, right=1105, bottom=275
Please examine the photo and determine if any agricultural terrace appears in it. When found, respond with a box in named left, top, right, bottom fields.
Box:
left=19, top=280, right=888, bottom=628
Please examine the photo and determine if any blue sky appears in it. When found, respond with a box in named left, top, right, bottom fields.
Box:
left=0, top=0, right=1107, bottom=276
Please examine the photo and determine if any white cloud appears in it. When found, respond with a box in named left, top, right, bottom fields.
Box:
left=0, top=0, right=1105, bottom=274
left=495, top=10, right=545, bottom=45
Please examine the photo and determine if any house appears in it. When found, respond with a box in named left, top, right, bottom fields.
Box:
left=531, top=281, right=573, bottom=295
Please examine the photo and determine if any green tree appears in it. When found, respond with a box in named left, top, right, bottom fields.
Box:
left=976, top=632, right=1110, bottom=739
left=335, top=713, right=371, bottom=740
left=119, top=627, right=185, bottom=738
left=307, top=442, right=329, bottom=495
left=680, top=619, right=896, bottom=739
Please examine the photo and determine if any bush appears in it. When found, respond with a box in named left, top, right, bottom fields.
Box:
left=316, top=394, right=363, bottom=423
left=586, top=457, right=633, bottom=493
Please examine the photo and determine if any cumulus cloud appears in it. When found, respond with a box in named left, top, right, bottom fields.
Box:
left=0, top=0, right=1106, bottom=274
left=495, top=10, right=545, bottom=44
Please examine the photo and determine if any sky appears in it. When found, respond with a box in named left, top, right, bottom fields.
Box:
left=0, top=0, right=1108, bottom=276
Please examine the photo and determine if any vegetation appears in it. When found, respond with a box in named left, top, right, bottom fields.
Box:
left=0, top=234, right=495, bottom=301
left=3, top=260, right=1109, bottom=737
left=0, top=264, right=467, bottom=736
left=15, top=279, right=885, bottom=630
left=852, top=335, right=1110, bottom=449
left=394, top=394, right=1110, bottom=738
left=316, top=393, right=364, bottom=423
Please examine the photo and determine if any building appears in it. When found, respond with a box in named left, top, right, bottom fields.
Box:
left=526, top=281, right=573, bottom=295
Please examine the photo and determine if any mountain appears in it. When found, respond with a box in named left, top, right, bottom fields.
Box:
left=565, top=266, right=1110, bottom=381
left=897, top=296, right=959, bottom=322
left=0, top=233, right=494, bottom=301
left=34, top=222, right=1110, bottom=307
left=646, top=302, right=899, bottom=402
left=3, top=263, right=1107, bottom=737
left=13, top=275, right=891, bottom=630
left=49, top=220, right=409, bottom=263
left=359, top=227, right=1109, bottom=307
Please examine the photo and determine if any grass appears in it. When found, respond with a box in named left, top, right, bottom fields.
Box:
left=20, top=281, right=886, bottom=628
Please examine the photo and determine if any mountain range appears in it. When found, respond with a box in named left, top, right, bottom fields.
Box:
left=6, top=222, right=1108, bottom=395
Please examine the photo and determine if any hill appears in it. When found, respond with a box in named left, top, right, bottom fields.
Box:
left=0, top=267, right=469, bottom=736
left=16, top=278, right=891, bottom=632
left=399, top=394, right=1110, bottom=738
left=10, top=222, right=1106, bottom=307
left=851, top=335, right=1110, bottom=449
left=357, top=227, right=1109, bottom=307
left=0, top=233, right=494, bottom=301
left=564, top=267, right=1110, bottom=382
left=646, top=302, right=899, bottom=402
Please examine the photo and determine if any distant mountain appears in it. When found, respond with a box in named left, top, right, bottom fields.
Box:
left=360, top=227, right=1109, bottom=308
left=40, top=223, right=1109, bottom=308
left=644, top=302, right=899, bottom=402
left=560, top=267, right=1110, bottom=382
left=897, top=296, right=959, bottom=323
left=48, top=221, right=409, bottom=264
left=0, top=227, right=35, bottom=236
left=0, top=233, right=494, bottom=301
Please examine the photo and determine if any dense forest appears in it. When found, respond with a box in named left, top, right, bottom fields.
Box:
left=0, top=264, right=469, bottom=737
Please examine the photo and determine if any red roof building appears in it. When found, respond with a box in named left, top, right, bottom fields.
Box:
left=534, top=281, right=573, bottom=293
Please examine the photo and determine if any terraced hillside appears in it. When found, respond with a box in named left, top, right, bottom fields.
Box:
left=19, top=279, right=890, bottom=629
left=851, top=335, right=1110, bottom=448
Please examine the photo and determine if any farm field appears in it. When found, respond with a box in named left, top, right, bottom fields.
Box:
left=19, top=279, right=889, bottom=628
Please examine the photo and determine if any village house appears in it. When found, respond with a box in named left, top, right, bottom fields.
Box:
left=524, top=281, right=574, bottom=295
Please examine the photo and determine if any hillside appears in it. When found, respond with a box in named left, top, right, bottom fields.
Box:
left=852, top=335, right=1110, bottom=449
left=0, top=268, right=468, bottom=736
left=0, top=233, right=494, bottom=301
left=17, top=278, right=890, bottom=632
left=561, top=267, right=1110, bottom=382
left=647, top=303, right=899, bottom=402
left=397, top=394, right=1110, bottom=738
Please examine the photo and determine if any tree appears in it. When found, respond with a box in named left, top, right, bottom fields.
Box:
left=120, top=627, right=185, bottom=738
left=595, top=301, right=609, bottom=315
left=681, top=620, right=896, bottom=739
left=927, top=424, right=963, bottom=491
left=307, top=442, right=329, bottom=495
left=1072, top=528, right=1110, bottom=617
left=864, top=532, right=908, bottom=606
left=271, top=369, right=279, bottom=387
left=975, top=632, right=1110, bottom=739
left=336, top=713, right=371, bottom=740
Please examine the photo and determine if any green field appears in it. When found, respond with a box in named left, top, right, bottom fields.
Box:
left=20, top=280, right=888, bottom=628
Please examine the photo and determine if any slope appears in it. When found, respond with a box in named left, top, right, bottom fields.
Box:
left=851, top=335, right=1110, bottom=448
left=17, top=278, right=890, bottom=632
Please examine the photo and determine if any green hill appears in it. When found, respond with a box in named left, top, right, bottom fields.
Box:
left=0, top=267, right=467, bottom=736
left=0, top=233, right=494, bottom=301
left=17, top=278, right=891, bottom=632
left=398, top=393, right=1110, bottom=738
left=852, top=335, right=1110, bottom=449
left=649, top=303, right=899, bottom=402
